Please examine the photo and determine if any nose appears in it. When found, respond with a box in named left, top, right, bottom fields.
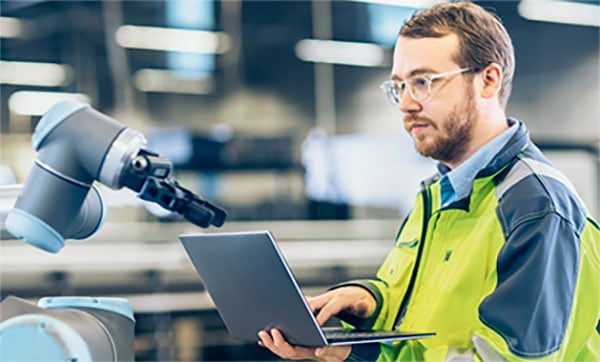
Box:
left=398, top=89, right=421, bottom=115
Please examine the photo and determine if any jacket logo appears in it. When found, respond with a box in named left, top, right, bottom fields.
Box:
left=444, top=250, right=453, bottom=262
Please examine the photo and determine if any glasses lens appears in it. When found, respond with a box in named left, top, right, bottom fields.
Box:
left=408, top=76, right=430, bottom=101
left=380, top=81, right=400, bottom=105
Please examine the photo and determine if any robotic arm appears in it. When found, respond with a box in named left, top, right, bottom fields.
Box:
left=5, top=99, right=226, bottom=253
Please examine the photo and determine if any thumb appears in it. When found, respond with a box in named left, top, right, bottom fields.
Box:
left=314, top=346, right=351, bottom=361
left=315, top=347, right=324, bottom=357
left=351, top=299, right=371, bottom=317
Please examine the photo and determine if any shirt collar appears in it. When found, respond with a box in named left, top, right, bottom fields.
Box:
left=437, top=119, right=518, bottom=207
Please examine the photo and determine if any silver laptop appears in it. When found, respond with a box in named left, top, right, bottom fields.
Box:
left=179, top=230, right=435, bottom=347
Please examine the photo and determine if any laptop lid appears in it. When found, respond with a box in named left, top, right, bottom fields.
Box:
left=179, top=231, right=434, bottom=347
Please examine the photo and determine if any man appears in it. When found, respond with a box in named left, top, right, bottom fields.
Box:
left=259, top=2, right=599, bottom=361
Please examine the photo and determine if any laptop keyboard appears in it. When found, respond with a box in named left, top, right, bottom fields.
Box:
left=324, top=330, right=403, bottom=339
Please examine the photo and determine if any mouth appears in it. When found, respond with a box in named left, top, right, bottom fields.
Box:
left=410, top=123, right=429, bottom=132
left=406, top=121, right=431, bottom=136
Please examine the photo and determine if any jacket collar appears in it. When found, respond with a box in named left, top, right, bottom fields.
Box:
left=476, top=118, right=529, bottom=179
left=421, top=118, right=531, bottom=208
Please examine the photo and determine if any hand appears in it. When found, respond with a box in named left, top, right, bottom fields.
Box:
left=308, top=286, right=377, bottom=326
left=258, top=328, right=351, bottom=361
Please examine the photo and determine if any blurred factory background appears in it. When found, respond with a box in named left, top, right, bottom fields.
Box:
left=0, top=0, right=598, bottom=360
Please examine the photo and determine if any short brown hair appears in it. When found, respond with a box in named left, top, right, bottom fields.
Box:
left=399, top=2, right=515, bottom=108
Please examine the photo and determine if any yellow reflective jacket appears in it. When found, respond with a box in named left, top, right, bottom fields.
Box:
left=344, top=122, right=599, bottom=361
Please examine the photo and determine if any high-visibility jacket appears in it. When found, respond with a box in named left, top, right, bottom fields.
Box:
left=344, top=120, right=599, bottom=361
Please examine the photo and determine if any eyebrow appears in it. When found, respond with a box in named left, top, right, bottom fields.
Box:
left=391, top=68, right=438, bottom=81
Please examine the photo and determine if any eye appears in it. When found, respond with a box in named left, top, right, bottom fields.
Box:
left=412, top=76, right=429, bottom=88
left=394, top=81, right=406, bottom=94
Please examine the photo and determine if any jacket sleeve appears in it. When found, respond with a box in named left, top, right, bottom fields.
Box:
left=474, top=203, right=582, bottom=359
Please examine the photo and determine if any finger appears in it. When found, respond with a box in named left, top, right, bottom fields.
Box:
left=270, top=328, right=292, bottom=347
left=307, top=293, right=329, bottom=313
left=315, top=347, right=325, bottom=357
left=257, top=330, right=273, bottom=348
left=271, top=329, right=318, bottom=359
left=259, top=330, right=294, bottom=359
left=315, top=301, right=343, bottom=326
left=315, top=347, right=328, bottom=358
left=315, top=346, right=352, bottom=360
left=270, top=329, right=299, bottom=359
left=349, top=299, right=370, bottom=317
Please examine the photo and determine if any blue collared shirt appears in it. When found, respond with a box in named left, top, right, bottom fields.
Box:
left=438, top=120, right=518, bottom=208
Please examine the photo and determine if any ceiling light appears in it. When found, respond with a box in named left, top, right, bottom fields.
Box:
left=0, top=61, right=73, bottom=87
left=349, top=0, right=445, bottom=8
left=8, top=91, right=90, bottom=116
left=115, top=25, right=231, bottom=54
left=0, top=17, right=23, bottom=38
left=295, top=39, right=389, bottom=67
left=133, top=69, right=214, bottom=94
left=518, top=0, right=600, bottom=27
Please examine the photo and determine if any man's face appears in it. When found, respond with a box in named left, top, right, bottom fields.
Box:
left=391, top=34, right=477, bottom=166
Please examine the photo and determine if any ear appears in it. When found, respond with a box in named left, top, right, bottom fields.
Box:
left=479, top=63, right=503, bottom=100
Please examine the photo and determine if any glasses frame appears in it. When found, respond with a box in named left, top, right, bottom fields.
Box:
left=380, top=67, right=472, bottom=104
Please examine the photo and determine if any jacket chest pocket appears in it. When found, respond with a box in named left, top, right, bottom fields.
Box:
left=377, top=238, right=418, bottom=289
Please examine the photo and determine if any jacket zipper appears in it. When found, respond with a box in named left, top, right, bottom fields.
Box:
left=393, top=185, right=432, bottom=328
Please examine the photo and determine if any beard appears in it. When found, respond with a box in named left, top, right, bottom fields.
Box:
left=406, top=88, right=477, bottom=165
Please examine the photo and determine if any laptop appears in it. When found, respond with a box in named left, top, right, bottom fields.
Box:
left=179, top=230, right=435, bottom=347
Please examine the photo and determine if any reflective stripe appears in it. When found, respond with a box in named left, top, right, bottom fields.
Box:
left=472, top=335, right=507, bottom=362
left=495, top=157, right=583, bottom=207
